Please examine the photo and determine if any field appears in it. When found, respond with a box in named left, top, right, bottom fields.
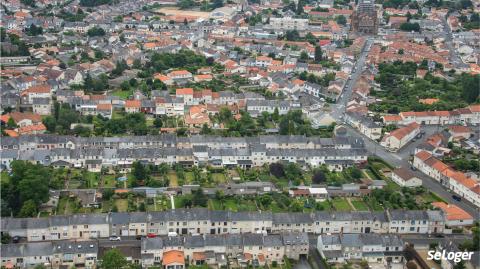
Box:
left=331, top=198, right=352, bottom=211
left=155, top=7, right=210, bottom=18
left=350, top=199, right=369, bottom=211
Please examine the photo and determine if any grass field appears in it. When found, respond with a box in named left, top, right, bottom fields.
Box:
left=111, top=89, right=133, bottom=99
left=103, top=174, right=117, bottom=188
left=115, top=199, right=128, bottom=212
left=211, top=173, right=226, bottom=183
left=331, top=198, right=352, bottom=211
left=1, top=171, right=10, bottom=184
left=167, top=172, right=179, bottom=187
left=351, top=199, right=369, bottom=211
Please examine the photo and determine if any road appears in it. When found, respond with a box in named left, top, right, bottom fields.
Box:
left=327, top=37, right=479, bottom=219
left=439, top=15, right=468, bottom=70
left=331, top=38, right=373, bottom=121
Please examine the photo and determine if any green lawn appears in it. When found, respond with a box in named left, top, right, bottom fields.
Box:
left=208, top=199, right=223, bottom=210
left=351, top=199, right=369, bottom=211
left=331, top=198, right=352, bottom=211
left=167, top=172, right=179, bottom=187
left=211, top=173, right=226, bottom=183
left=1, top=171, right=10, bottom=184
left=84, top=172, right=99, bottom=188
left=385, top=178, right=401, bottom=191
left=111, top=89, right=133, bottom=99
left=57, top=197, right=78, bottom=215
left=421, top=191, right=446, bottom=203
left=115, top=199, right=128, bottom=212
left=184, top=172, right=194, bottom=184
left=316, top=200, right=332, bottom=211
left=103, top=174, right=117, bottom=188
left=223, top=199, right=239, bottom=211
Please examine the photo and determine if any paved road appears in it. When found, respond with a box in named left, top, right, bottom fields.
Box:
left=400, top=234, right=470, bottom=246
left=439, top=16, right=468, bottom=70
left=330, top=38, right=373, bottom=121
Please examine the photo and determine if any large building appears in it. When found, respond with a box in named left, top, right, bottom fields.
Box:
left=351, top=0, right=378, bottom=35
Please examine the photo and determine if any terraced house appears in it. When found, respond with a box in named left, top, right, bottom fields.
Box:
left=0, top=134, right=368, bottom=171
left=1, top=209, right=446, bottom=243
left=1, top=233, right=308, bottom=269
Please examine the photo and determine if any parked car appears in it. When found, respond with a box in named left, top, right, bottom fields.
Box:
left=147, top=233, right=156, bottom=238
left=109, top=236, right=121, bottom=241
left=12, top=236, right=20, bottom=243
left=452, top=195, right=462, bottom=202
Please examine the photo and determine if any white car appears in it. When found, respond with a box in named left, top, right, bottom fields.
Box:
left=109, top=236, right=121, bottom=241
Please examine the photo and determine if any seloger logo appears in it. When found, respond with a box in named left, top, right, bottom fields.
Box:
left=427, top=250, right=475, bottom=263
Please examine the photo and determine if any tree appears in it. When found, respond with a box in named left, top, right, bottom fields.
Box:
left=101, top=249, right=128, bottom=269
left=6, top=117, right=17, bottom=128
left=300, top=51, right=309, bottom=61
left=405, top=261, right=417, bottom=269
left=336, top=15, right=347, bottom=25
left=454, top=262, right=466, bottom=269
left=132, top=161, right=149, bottom=182
left=192, top=188, right=208, bottom=207
left=461, top=73, right=479, bottom=103
left=200, top=123, right=212, bottom=135
left=399, top=22, right=420, bottom=32
left=269, top=163, right=285, bottom=178
left=285, top=30, right=300, bottom=41
left=19, top=199, right=37, bottom=217
left=25, top=24, right=43, bottom=36
left=153, top=117, right=163, bottom=128
left=314, top=46, right=323, bottom=63
left=312, top=170, right=326, bottom=184
left=349, top=167, right=362, bottom=179
left=87, top=26, right=106, bottom=37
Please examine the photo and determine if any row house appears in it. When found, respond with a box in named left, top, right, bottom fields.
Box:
left=345, top=112, right=382, bottom=141
left=387, top=210, right=444, bottom=234
left=2, top=209, right=445, bottom=243
left=317, top=234, right=404, bottom=264
left=413, top=150, right=480, bottom=207
left=246, top=100, right=301, bottom=117
left=396, top=104, right=480, bottom=125
left=0, top=233, right=307, bottom=269
left=1, top=241, right=98, bottom=269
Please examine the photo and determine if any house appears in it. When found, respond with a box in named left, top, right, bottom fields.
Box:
left=431, top=202, right=474, bottom=227
left=32, top=97, right=52, bottom=115
left=20, top=85, right=52, bottom=104
left=380, top=122, right=420, bottom=152
left=163, top=250, right=185, bottom=269
left=184, top=105, right=210, bottom=128
left=448, top=125, right=472, bottom=141
left=1, top=112, right=43, bottom=127
left=125, top=100, right=141, bottom=113
left=391, top=167, right=422, bottom=187
left=167, top=70, right=193, bottom=83
left=345, top=112, right=382, bottom=140
left=387, top=210, right=444, bottom=234
left=176, top=88, right=194, bottom=105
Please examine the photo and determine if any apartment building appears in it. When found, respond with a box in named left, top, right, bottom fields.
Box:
left=317, top=234, right=404, bottom=264
left=269, top=17, right=309, bottom=31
